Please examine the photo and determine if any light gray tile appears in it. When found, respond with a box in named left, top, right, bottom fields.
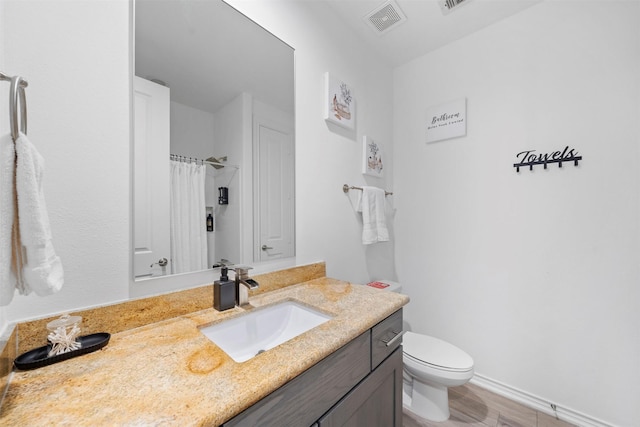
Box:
left=497, top=412, right=535, bottom=427
left=449, top=386, right=499, bottom=425
left=403, top=383, right=578, bottom=427
left=537, top=411, right=577, bottom=427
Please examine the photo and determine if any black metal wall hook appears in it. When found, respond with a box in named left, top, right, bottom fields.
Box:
left=514, top=146, right=582, bottom=172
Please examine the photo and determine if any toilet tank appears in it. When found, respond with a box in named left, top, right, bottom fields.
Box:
left=366, top=280, right=402, bottom=293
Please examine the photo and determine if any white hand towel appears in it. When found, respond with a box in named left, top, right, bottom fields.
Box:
left=0, top=134, right=18, bottom=305
left=15, top=132, right=64, bottom=296
left=360, top=186, right=389, bottom=245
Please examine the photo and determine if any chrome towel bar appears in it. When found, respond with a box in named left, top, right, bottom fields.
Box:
left=343, top=184, right=393, bottom=196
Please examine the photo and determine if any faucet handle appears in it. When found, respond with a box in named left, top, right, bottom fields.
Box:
left=232, top=266, right=253, bottom=278
left=212, top=258, right=233, bottom=269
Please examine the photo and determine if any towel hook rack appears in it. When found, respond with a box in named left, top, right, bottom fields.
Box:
left=343, top=184, right=393, bottom=196
left=1, top=72, right=28, bottom=142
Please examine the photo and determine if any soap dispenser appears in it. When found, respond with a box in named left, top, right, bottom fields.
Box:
left=214, top=267, right=235, bottom=311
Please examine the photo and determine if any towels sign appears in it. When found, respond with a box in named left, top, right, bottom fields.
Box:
left=513, top=146, right=582, bottom=172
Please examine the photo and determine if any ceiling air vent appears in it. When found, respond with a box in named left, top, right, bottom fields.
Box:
left=439, top=0, right=473, bottom=15
left=364, top=0, right=407, bottom=35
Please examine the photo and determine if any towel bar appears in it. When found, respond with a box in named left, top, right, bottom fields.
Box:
left=1, top=72, right=28, bottom=141
left=343, top=184, right=392, bottom=196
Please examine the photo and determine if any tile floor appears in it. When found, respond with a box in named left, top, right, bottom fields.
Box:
left=402, top=383, right=576, bottom=427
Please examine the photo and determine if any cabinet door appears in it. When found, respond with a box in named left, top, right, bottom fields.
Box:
left=223, top=332, right=370, bottom=427
left=317, top=347, right=403, bottom=427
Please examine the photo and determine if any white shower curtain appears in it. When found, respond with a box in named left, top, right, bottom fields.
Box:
left=169, top=160, right=208, bottom=274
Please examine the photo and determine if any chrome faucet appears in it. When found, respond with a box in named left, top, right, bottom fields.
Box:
left=233, top=266, right=259, bottom=307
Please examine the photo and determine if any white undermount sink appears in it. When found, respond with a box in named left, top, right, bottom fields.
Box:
left=200, top=300, right=332, bottom=363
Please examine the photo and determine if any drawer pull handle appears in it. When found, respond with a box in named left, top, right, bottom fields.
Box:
left=381, top=330, right=405, bottom=347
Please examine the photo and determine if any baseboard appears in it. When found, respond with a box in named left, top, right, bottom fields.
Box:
left=470, top=374, right=614, bottom=427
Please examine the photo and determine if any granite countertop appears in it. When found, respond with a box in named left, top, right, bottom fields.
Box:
left=0, top=278, right=409, bottom=426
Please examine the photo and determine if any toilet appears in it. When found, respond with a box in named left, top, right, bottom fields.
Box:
left=366, top=280, right=474, bottom=422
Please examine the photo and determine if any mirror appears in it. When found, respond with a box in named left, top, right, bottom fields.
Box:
left=133, top=0, right=295, bottom=280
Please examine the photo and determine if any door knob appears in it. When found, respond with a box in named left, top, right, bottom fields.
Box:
left=261, top=245, right=273, bottom=251
left=150, top=257, right=168, bottom=267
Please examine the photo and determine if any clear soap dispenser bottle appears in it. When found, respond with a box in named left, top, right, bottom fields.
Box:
left=214, top=267, right=235, bottom=311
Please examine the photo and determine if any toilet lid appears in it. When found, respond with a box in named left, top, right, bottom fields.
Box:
left=403, top=332, right=473, bottom=371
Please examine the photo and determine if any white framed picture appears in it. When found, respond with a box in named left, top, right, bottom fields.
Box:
left=362, top=135, right=384, bottom=177
left=426, top=98, right=467, bottom=143
left=324, top=72, right=355, bottom=130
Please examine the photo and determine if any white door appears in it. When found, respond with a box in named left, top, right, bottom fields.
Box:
left=254, top=117, right=294, bottom=262
left=133, top=77, right=171, bottom=277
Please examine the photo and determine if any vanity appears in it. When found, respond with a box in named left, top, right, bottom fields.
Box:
left=0, top=270, right=409, bottom=426
left=224, top=308, right=404, bottom=426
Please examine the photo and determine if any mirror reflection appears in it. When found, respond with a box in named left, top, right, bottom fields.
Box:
left=134, top=0, right=295, bottom=279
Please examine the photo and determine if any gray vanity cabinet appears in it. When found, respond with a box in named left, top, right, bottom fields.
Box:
left=222, top=309, right=403, bottom=427
left=315, top=347, right=403, bottom=427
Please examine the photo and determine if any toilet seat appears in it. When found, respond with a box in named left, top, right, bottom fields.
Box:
left=403, top=332, right=473, bottom=372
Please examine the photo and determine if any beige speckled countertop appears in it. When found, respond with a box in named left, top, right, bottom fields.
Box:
left=0, top=278, right=408, bottom=426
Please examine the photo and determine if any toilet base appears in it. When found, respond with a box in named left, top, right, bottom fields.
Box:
left=403, top=377, right=451, bottom=422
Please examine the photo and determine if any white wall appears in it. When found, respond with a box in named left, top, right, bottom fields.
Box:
left=170, top=101, right=215, bottom=160
left=213, top=93, right=248, bottom=265
left=0, top=2, right=6, bottom=137
left=0, top=1, right=7, bottom=330
left=226, top=0, right=396, bottom=284
left=394, top=1, right=640, bottom=425
left=1, top=0, right=637, bottom=425
left=0, top=0, right=393, bottom=331
left=1, top=0, right=131, bottom=326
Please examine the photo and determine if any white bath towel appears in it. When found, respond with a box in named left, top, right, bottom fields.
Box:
left=15, top=132, right=64, bottom=296
left=359, top=186, right=389, bottom=245
left=0, top=134, right=18, bottom=305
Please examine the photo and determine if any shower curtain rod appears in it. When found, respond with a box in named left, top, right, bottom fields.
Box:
left=169, top=154, right=239, bottom=170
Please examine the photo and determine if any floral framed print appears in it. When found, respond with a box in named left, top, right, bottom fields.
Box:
left=324, top=72, right=355, bottom=130
left=362, top=135, right=384, bottom=177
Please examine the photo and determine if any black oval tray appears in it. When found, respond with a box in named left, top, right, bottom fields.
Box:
left=14, top=332, right=111, bottom=371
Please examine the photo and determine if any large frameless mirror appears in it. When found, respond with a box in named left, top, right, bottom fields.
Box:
left=133, top=0, right=295, bottom=281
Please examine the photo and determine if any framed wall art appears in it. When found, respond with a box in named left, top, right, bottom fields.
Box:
left=426, top=98, right=467, bottom=143
left=324, top=72, right=355, bottom=130
left=362, top=135, right=384, bottom=177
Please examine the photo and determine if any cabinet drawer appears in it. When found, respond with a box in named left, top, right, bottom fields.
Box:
left=371, top=309, right=403, bottom=369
